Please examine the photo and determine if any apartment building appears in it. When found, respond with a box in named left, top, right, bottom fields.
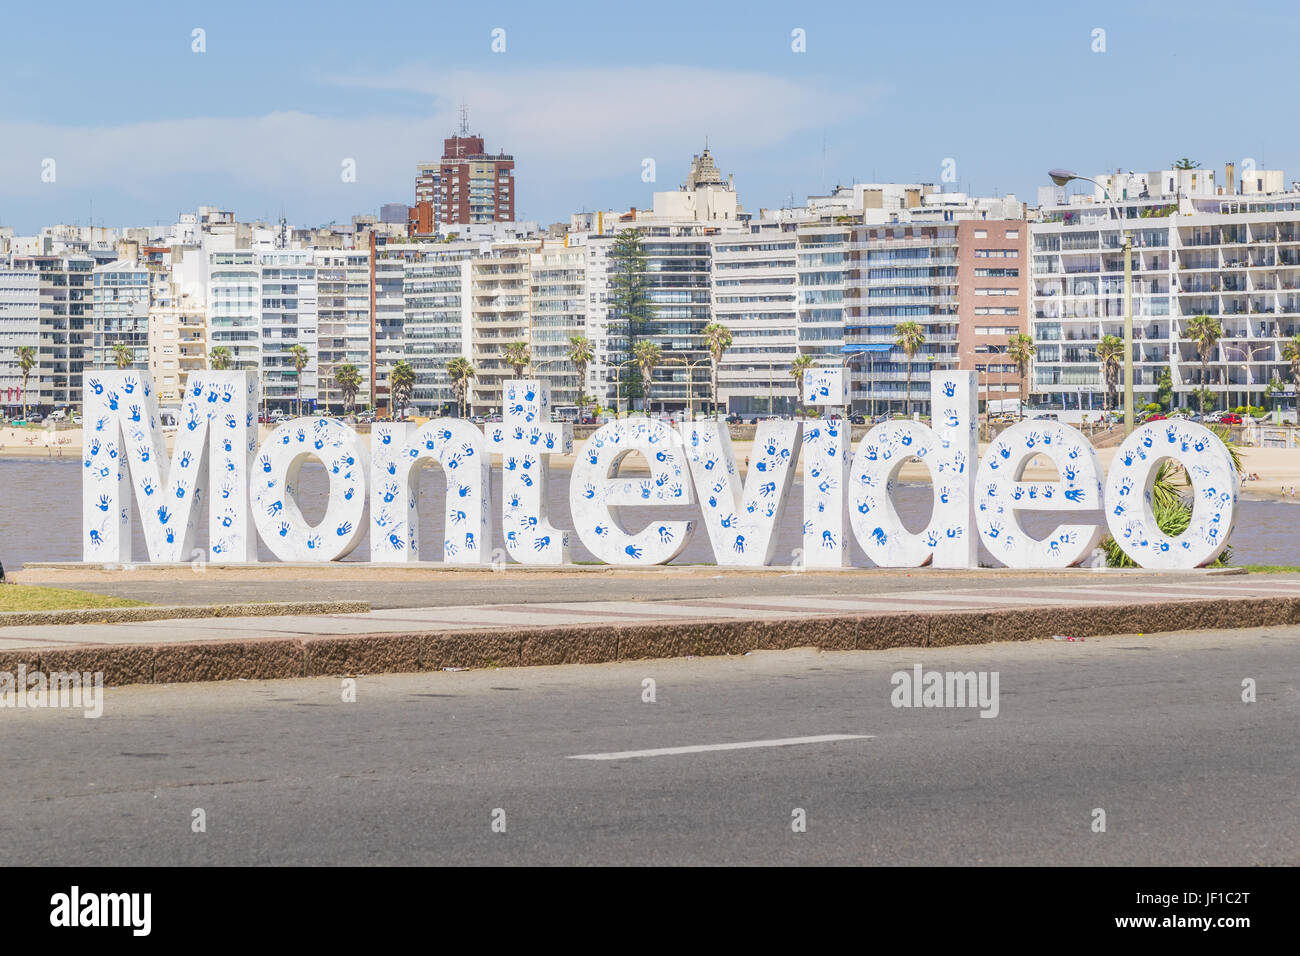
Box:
left=957, top=220, right=1029, bottom=414
left=91, top=259, right=151, bottom=371
left=438, top=132, right=515, bottom=226
left=372, top=250, right=406, bottom=413
left=582, top=233, right=622, bottom=410
left=315, top=249, right=372, bottom=413
left=469, top=240, right=536, bottom=414
left=147, top=273, right=205, bottom=405
left=1029, top=163, right=1300, bottom=415
left=260, top=250, right=319, bottom=414
left=529, top=238, right=587, bottom=411
left=0, top=267, right=41, bottom=414
left=208, top=250, right=262, bottom=374
left=710, top=222, right=800, bottom=415
left=400, top=242, right=474, bottom=415
left=14, top=253, right=95, bottom=411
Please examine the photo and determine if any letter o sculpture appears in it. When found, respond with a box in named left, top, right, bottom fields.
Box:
left=1103, top=421, right=1239, bottom=569
left=251, top=419, right=370, bottom=561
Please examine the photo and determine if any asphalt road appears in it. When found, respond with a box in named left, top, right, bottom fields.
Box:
left=1, top=625, right=1295, bottom=865
left=38, top=567, right=1281, bottom=609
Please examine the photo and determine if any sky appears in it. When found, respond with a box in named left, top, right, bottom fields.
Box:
left=2, top=0, right=1298, bottom=233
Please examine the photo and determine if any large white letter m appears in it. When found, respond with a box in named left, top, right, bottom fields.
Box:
left=81, top=371, right=260, bottom=563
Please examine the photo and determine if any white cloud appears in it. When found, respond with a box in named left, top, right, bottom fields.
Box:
left=0, top=65, right=878, bottom=222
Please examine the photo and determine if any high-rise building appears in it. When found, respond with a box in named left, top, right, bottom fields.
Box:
left=529, top=238, right=587, bottom=411
left=1029, top=163, right=1300, bottom=418
left=0, top=267, right=41, bottom=414
left=15, top=253, right=94, bottom=410
left=438, top=127, right=515, bottom=226
left=314, top=249, right=372, bottom=413
left=259, top=250, right=319, bottom=414
left=91, top=260, right=150, bottom=372
left=399, top=242, right=475, bottom=414
left=470, top=240, right=535, bottom=413
left=147, top=270, right=205, bottom=405
left=957, top=220, right=1029, bottom=414
left=711, top=222, right=800, bottom=415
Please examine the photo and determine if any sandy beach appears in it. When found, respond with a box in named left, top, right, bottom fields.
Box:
left=5, top=423, right=1299, bottom=501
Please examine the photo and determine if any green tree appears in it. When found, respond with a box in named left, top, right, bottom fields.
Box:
left=633, top=340, right=662, bottom=413
left=789, top=353, right=815, bottom=415
left=288, top=344, right=310, bottom=417
left=1096, top=334, right=1124, bottom=416
left=1186, top=313, right=1222, bottom=410
left=503, top=341, right=531, bottom=379
left=566, top=335, right=594, bottom=419
left=702, top=322, right=733, bottom=418
left=609, top=228, right=653, bottom=340
left=16, top=345, right=36, bottom=421
left=333, top=363, right=362, bottom=417
left=609, top=229, right=653, bottom=404
left=894, top=321, right=926, bottom=416
left=446, top=356, right=475, bottom=418
left=208, top=346, right=233, bottom=371
left=389, top=360, right=416, bottom=418
left=1156, top=366, right=1174, bottom=411
left=1005, top=333, right=1036, bottom=420
left=111, top=342, right=133, bottom=370
left=1172, top=158, right=1201, bottom=170
left=1282, top=334, right=1300, bottom=397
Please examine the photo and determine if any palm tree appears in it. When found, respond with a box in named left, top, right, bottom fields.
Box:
left=632, top=340, right=662, bottom=413
left=1282, top=334, right=1300, bottom=398
left=389, top=360, right=416, bottom=418
left=566, top=335, right=594, bottom=419
left=333, top=363, right=362, bottom=417
left=446, top=356, right=475, bottom=418
left=1005, top=333, right=1036, bottom=421
left=1186, top=313, right=1222, bottom=411
left=789, top=353, right=815, bottom=415
left=111, top=342, right=133, bottom=370
left=16, top=346, right=36, bottom=422
left=287, top=344, right=309, bottom=417
left=503, top=341, right=531, bottom=379
left=702, top=322, right=733, bottom=418
left=894, top=321, right=926, bottom=416
left=208, top=346, right=233, bottom=371
left=1096, top=334, right=1124, bottom=416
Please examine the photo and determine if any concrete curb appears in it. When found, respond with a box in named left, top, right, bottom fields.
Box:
left=0, top=594, right=1292, bottom=688
left=0, top=600, right=370, bottom=628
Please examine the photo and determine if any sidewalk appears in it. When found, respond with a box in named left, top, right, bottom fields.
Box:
left=3, top=577, right=1299, bottom=687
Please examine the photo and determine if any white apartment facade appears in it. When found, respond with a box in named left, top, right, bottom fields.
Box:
left=1030, top=164, right=1300, bottom=416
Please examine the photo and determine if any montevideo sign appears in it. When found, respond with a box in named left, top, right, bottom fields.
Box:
left=79, top=370, right=1239, bottom=570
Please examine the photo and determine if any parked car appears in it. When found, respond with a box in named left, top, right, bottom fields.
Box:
left=849, top=414, right=867, bottom=425
left=1033, top=413, right=1060, bottom=422
left=1220, top=413, right=1244, bottom=425
left=725, top=414, right=743, bottom=425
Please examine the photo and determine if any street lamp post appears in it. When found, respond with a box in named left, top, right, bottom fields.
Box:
left=1050, top=169, right=1134, bottom=435
left=662, top=356, right=710, bottom=421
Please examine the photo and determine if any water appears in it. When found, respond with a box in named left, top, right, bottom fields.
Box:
left=1, top=458, right=1293, bottom=569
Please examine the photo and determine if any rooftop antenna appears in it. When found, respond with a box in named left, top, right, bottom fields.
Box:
left=458, top=102, right=470, bottom=136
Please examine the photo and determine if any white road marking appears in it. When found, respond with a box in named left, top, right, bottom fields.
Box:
left=568, top=733, right=873, bottom=760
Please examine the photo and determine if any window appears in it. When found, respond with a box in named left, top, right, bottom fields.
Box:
left=1006, top=229, right=1020, bottom=239
left=973, top=229, right=988, bottom=239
